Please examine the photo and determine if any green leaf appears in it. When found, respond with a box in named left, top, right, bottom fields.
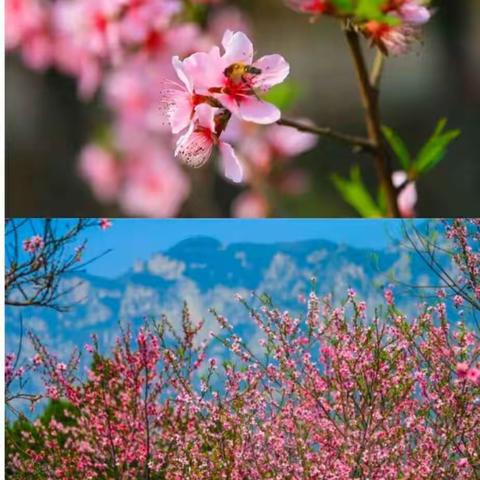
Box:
left=354, top=0, right=397, bottom=23
left=258, top=293, right=273, bottom=307
left=262, top=81, right=299, bottom=110
left=332, top=166, right=383, bottom=218
left=376, top=183, right=387, bottom=213
left=433, top=117, right=448, bottom=136
left=355, top=0, right=385, bottom=17
left=382, top=126, right=411, bottom=170
left=330, top=0, right=355, bottom=13
left=413, top=119, right=460, bottom=175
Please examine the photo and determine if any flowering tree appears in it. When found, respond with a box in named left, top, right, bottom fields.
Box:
left=5, top=218, right=111, bottom=311
left=5, top=218, right=112, bottom=414
left=6, top=0, right=460, bottom=217
left=6, top=289, right=480, bottom=478
left=394, top=219, right=480, bottom=325
left=6, top=220, right=480, bottom=478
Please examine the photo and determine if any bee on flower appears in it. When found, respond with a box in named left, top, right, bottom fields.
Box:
left=160, top=30, right=290, bottom=182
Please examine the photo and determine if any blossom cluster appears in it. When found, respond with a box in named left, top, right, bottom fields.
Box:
left=7, top=0, right=318, bottom=217
left=159, top=30, right=290, bottom=182
left=288, top=0, right=432, bottom=55
left=7, top=0, right=434, bottom=217
left=22, top=234, right=44, bottom=254
left=7, top=285, right=480, bottom=478
left=445, top=219, right=480, bottom=303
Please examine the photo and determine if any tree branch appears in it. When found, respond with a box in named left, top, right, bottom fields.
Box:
left=277, top=117, right=375, bottom=153
left=344, top=27, right=400, bottom=217
left=370, top=48, right=385, bottom=90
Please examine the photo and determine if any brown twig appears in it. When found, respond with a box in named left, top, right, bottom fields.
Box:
left=278, top=117, right=375, bottom=153
left=370, top=48, right=385, bottom=89
left=344, top=27, right=400, bottom=217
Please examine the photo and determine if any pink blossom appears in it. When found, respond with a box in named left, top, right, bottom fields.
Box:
left=393, top=171, right=417, bottom=218
left=453, top=295, right=464, bottom=308
left=56, top=362, right=67, bottom=373
left=363, top=1, right=431, bottom=56
left=467, top=368, right=480, bottom=385
left=119, top=142, right=190, bottom=217
left=6, top=0, right=53, bottom=70
left=99, top=218, right=112, bottom=230
left=207, top=7, right=251, bottom=44
left=169, top=30, right=289, bottom=126
left=384, top=288, right=394, bottom=306
left=264, top=123, right=317, bottom=158
left=78, top=145, right=121, bottom=203
left=277, top=169, right=310, bottom=195
left=175, top=104, right=244, bottom=182
left=158, top=56, right=198, bottom=135
left=456, top=362, right=470, bottom=379
left=222, top=117, right=316, bottom=180
left=398, top=0, right=431, bottom=25
left=23, top=235, right=44, bottom=254
left=232, top=191, right=269, bottom=218
left=213, top=30, right=289, bottom=124
left=32, top=354, right=43, bottom=366
left=287, top=0, right=333, bottom=15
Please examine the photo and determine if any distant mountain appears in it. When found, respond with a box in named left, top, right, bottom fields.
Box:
left=6, top=235, right=443, bottom=365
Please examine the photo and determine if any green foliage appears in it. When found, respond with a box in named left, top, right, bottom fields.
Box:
left=382, top=126, right=411, bottom=170
left=93, top=123, right=114, bottom=149
left=181, top=0, right=208, bottom=24
left=330, top=0, right=399, bottom=23
left=262, top=81, right=299, bottom=110
left=382, top=119, right=460, bottom=178
left=330, top=0, right=355, bottom=13
left=414, top=119, right=461, bottom=176
left=258, top=292, right=273, bottom=308
left=332, top=165, right=382, bottom=218
left=354, top=0, right=387, bottom=19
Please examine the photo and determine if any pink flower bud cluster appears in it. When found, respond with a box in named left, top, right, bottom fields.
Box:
left=22, top=235, right=44, bottom=254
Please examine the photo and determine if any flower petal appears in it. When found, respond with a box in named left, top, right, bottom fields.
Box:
left=182, top=47, right=224, bottom=94
left=221, top=31, right=254, bottom=66
left=253, top=54, right=290, bottom=91
left=172, top=56, right=193, bottom=92
left=219, top=141, right=243, bottom=183
left=399, top=2, right=430, bottom=25
left=215, top=93, right=241, bottom=117
left=176, top=130, right=214, bottom=168
left=170, top=96, right=193, bottom=134
left=393, top=171, right=417, bottom=218
left=238, top=97, right=281, bottom=125
left=194, top=103, right=218, bottom=132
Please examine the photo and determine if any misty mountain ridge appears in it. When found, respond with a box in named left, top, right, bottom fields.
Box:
left=6, top=235, right=442, bottom=365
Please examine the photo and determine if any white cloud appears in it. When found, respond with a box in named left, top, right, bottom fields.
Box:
left=147, top=254, right=185, bottom=279
left=307, top=249, right=328, bottom=264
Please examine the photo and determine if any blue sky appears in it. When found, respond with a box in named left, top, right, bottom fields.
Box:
left=81, top=219, right=420, bottom=278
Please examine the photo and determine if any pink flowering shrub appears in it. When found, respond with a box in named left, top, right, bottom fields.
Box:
left=445, top=219, right=480, bottom=305
left=7, top=287, right=480, bottom=478
left=6, top=0, right=462, bottom=217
